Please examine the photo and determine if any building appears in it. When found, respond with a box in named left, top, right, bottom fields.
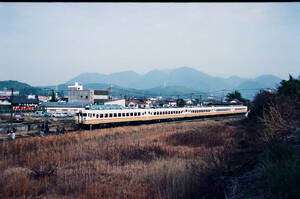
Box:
left=162, top=98, right=177, bottom=108
left=67, top=82, right=109, bottom=104
left=40, top=102, right=89, bottom=114
left=38, top=96, right=48, bottom=102
left=104, top=99, right=126, bottom=107
left=0, top=88, right=19, bottom=96
left=126, top=99, right=146, bottom=108
left=0, top=96, right=11, bottom=112
left=68, top=82, right=91, bottom=103
left=92, top=90, right=109, bottom=104
left=11, top=96, right=39, bottom=111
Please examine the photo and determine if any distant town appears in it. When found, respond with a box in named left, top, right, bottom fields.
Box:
left=0, top=81, right=248, bottom=117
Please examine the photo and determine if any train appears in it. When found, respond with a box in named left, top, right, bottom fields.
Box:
left=75, top=105, right=248, bottom=126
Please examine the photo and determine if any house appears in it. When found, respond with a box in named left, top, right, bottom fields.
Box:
left=163, top=98, right=177, bottom=108
left=0, top=96, right=11, bottom=112
left=126, top=99, right=146, bottom=108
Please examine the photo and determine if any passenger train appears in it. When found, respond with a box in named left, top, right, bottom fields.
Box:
left=75, top=105, right=248, bottom=126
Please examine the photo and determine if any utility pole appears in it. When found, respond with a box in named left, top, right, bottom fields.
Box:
left=199, top=95, right=202, bottom=107
left=10, top=88, right=14, bottom=130
left=221, top=89, right=226, bottom=104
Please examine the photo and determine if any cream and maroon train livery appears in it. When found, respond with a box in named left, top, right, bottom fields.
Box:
left=75, top=105, right=247, bottom=125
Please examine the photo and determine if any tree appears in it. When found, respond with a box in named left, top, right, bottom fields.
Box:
left=193, top=99, right=199, bottom=105
left=50, top=90, right=57, bottom=102
left=278, top=75, right=300, bottom=97
left=226, top=90, right=242, bottom=102
left=177, top=98, right=186, bottom=107
left=226, top=90, right=250, bottom=107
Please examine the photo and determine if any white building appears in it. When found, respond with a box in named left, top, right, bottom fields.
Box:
left=68, top=82, right=91, bottom=103
left=67, top=82, right=110, bottom=104
left=104, top=99, right=125, bottom=107
left=41, top=102, right=88, bottom=114
left=92, top=90, right=109, bottom=104
left=68, top=82, right=83, bottom=91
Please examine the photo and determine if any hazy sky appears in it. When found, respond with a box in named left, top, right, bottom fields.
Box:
left=0, top=3, right=299, bottom=86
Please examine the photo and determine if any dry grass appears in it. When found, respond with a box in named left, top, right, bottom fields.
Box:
left=0, top=118, right=246, bottom=199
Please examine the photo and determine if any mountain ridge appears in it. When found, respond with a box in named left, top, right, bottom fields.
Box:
left=1, top=67, right=283, bottom=100
left=65, top=66, right=282, bottom=92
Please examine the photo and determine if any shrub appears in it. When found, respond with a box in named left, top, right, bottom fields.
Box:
left=261, top=143, right=300, bottom=198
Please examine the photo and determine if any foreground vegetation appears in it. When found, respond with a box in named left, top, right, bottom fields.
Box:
left=0, top=118, right=249, bottom=199
left=0, top=75, right=299, bottom=199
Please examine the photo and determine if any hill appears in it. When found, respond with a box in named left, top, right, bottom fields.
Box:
left=64, top=67, right=282, bottom=99
left=0, top=80, right=44, bottom=96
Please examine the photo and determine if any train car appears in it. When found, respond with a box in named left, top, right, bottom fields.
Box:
left=75, top=105, right=247, bottom=126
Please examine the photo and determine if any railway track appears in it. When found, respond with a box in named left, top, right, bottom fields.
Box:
left=0, top=114, right=245, bottom=142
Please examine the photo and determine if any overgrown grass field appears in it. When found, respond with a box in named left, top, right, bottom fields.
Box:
left=0, top=119, right=247, bottom=199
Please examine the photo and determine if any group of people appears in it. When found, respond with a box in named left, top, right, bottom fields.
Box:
left=37, top=120, right=66, bottom=137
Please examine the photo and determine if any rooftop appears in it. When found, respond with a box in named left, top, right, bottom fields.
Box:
left=41, top=102, right=89, bottom=108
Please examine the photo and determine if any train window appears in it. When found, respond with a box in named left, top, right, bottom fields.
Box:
left=93, top=114, right=95, bottom=117
left=100, top=114, right=103, bottom=118
left=126, top=113, right=129, bottom=116
left=96, top=114, right=99, bottom=118
left=109, top=113, right=112, bottom=117
left=160, top=112, right=162, bottom=115
left=105, top=114, right=108, bottom=118
left=118, top=113, right=121, bottom=117
left=130, top=113, right=133, bottom=116
left=134, top=112, right=137, bottom=116
left=122, top=113, right=125, bottom=117
left=83, top=113, right=87, bottom=117
left=114, top=113, right=117, bottom=117
left=154, top=112, right=156, bottom=115
left=138, top=112, right=141, bottom=116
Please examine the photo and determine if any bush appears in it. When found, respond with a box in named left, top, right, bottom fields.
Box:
left=261, top=143, right=300, bottom=199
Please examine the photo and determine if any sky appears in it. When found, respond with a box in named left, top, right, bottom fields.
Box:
left=0, top=3, right=299, bottom=86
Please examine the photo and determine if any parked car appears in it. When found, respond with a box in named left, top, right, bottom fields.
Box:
left=44, top=112, right=52, bottom=117
left=13, top=113, right=24, bottom=122
left=61, top=112, right=68, bottom=118
left=33, top=111, right=45, bottom=117
left=53, top=112, right=65, bottom=118
left=65, top=112, right=74, bottom=117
